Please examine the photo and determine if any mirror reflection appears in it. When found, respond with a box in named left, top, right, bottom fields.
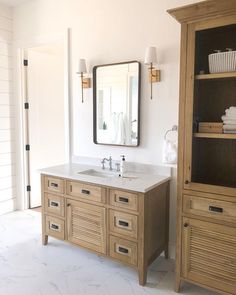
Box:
left=93, top=61, right=140, bottom=146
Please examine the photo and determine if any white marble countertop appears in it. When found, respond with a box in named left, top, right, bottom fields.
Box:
left=40, top=163, right=171, bottom=193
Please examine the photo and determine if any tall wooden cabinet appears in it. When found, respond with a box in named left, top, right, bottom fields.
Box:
left=168, top=1, right=236, bottom=294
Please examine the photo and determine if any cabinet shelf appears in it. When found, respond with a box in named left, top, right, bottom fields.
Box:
left=194, top=132, right=236, bottom=139
left=195, top=72, right=236, bottom=80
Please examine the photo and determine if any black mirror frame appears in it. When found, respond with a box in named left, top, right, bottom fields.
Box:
left=93, top=60, right=141, bottom=147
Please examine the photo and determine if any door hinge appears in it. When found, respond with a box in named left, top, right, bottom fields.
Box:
left=26, top=185, right=31, bottom=192
left=25, top=144, right=30, bottom=151
left=24, top=102, right=29, bottom=109
left=23, top=59, right=28, bottom=66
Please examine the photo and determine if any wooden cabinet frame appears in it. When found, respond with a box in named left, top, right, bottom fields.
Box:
left=168, top=1, right=236, bottom=294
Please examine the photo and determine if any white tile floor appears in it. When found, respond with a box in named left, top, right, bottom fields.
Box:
left=0, top=210, right=217, bottom=295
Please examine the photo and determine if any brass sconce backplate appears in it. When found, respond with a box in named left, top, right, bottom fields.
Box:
left=82, top=78, right=91, bottom=88
left=149, top=69, right=161, bottom=83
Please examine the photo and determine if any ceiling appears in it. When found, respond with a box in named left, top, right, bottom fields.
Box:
left=0, top=0, right=29, bottom=6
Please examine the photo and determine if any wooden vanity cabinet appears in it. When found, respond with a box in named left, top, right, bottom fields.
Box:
left=41, top=174, right=170, bottom=286
left=168, top=1, right=236, bottom=294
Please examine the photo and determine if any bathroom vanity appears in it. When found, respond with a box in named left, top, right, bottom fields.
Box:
left=40, top=163, right=170, bottom=285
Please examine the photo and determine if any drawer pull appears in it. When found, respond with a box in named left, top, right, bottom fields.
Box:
left=50, top=201, right=59, bottom=207
left=118, top=220, right=129, bottom=227
left=50, top=223, right=59, bottom=230
left=209, top=206, right=223, bottom=213
left=50, top=182, right=58, bottom=188
left=118, top=196, right=129, bottom=203
left=81, top=189, right=90, bottom=195
left=118, top=246, right=129, bottom=254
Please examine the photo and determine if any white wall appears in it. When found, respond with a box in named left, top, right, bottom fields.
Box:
left=13, top=0, right=204, bottom=256
left=0, top=4, right=16, bottom=215
left=27, top=45, right=66, bottom=207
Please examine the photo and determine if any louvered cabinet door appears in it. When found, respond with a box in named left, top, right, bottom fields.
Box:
left=182, top=217, right=236, bottom=294
left=66, top=199, right=106, bottom=254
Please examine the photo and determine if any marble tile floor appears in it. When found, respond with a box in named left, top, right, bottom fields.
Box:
left=0, top=210, right=217, bottom=295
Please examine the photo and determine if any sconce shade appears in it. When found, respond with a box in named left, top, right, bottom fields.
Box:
left=144, top=46, right=157, bottom=65
left=78, top=58, right=87, bottom=73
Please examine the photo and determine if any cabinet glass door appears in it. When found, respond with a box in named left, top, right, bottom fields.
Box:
left=184, top=18, right=236, bottom=197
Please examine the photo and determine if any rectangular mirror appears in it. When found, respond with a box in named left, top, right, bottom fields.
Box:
left=93, top=61, right=141, bottom=146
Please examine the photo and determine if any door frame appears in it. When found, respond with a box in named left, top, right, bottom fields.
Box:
left=15, top=28, right=72, bottom=210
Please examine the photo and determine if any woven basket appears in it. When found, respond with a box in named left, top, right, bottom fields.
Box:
left=208, top=50, right=236, bottom=73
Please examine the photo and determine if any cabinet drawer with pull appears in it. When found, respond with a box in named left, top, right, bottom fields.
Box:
left=110, top=189, right=138, bottom=211
left=45, top=215, right=65, bottom=240
left=67, top=181, right=103, bottom=203
left=109, top=210, right=138, bottom=239
left=44, top=193, right=64, bottom=217
left=109, top=235, right=137, bottom=266
left=183, top=194, right=236, bottom=223
left=44, top=176, right=64, bottom=194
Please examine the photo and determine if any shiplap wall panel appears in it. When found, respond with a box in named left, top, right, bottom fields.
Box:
left=0, top=175, right=15, bottom=190
left=0, top=5, right=15, bottom=214
left=0, top=164, right=15, bottom=177
left=0, top=142, right=15, bottom=154
left=0, top=42, right=11, bottom=56
left=0, top=198, right=15, bottom=215
left=0, top=17, right=12, bottom=31
left=0, top=30, right=12, bottom=42
left=0, top=56, right=12, bottom=68
left=0, top=80, right=12, bottom=92
left=0, top=187, right=16, bottom=202
left=0, top=68, right=12, bottom=80
left=0, top=93, right=13, bottom=105
left=0, top=105, right=14, bottom=117
left=0, top=117, right=13, bottom=129
left=0, top=130, right=15, bottom=141
left=0, top=152, right=15, bottom=165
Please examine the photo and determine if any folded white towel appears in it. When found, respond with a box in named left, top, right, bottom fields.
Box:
left=226, top=109, right=236, bottom=116
left=228, top=106, right=236, bottom=112
left=223, top=124, right=236, bottom=130
left=223, top=130, right=236, bottom=134
left=222, top=115, right=236, bottom=121
left=222, top=120, right=236, bottom=125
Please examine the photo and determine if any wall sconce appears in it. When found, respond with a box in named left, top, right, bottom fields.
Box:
left=77, top=58, right=91, bottom=103
left=144, top=46, right=161, bottom=99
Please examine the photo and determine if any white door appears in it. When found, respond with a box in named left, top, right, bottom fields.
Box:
left=27, top=44, right=66, bottom=208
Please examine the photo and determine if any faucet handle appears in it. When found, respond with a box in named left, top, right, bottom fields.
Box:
left=101, top=158, right=106, bottom=169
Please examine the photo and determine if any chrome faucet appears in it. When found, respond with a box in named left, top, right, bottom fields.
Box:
left=101, top=156, right=112, bottom=170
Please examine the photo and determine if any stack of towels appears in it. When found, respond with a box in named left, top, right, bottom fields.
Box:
left=222, top=106, right=236, bottom=133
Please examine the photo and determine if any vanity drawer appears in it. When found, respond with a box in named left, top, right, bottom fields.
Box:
left=44, top=193, right=64, bottom=217
left=109, top=235, right=138, bottom=266
left=67, top=181, right=103, bottom=203
left=45, top=215, right=65, bottom=240
left=183, top=194, right=236, bottom=223
left=110, top=189, right=138, bottom=212
left=44, top=176, right=64, bottom=194
left=109, top=209, right=138, bottom=239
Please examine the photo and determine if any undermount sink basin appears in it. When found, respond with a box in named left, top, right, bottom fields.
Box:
left=78, top=169, right=138, bottom=180
left=78, top=169, right=118, bottom=178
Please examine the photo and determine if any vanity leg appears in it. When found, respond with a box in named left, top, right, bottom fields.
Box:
left=138, top=267, right=147, bottom=286
left=42, top=235, right=48, bottom=245
left=175, top=276, right=181, bottom=293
